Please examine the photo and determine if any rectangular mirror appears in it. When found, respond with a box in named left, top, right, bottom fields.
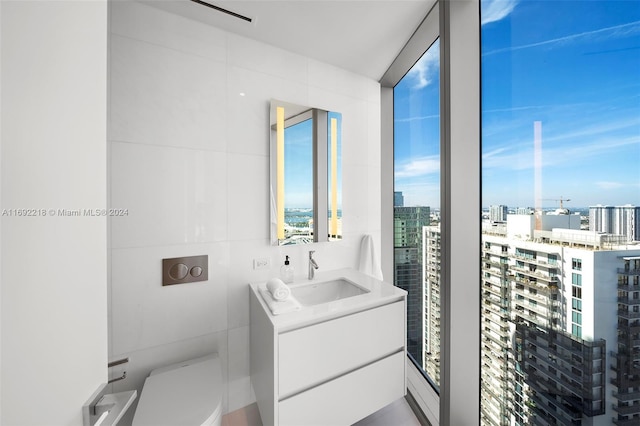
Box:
left=270, top=100, right=342, bottom=245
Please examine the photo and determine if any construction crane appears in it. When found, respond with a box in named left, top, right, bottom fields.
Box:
left=542, top=197, right=571, bottom=209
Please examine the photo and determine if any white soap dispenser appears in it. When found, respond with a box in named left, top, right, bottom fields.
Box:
left=280, top=255, right=294, bottom=284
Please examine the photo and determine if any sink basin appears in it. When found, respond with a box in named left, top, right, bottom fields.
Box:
left=290, top=278, right=369, bottom=307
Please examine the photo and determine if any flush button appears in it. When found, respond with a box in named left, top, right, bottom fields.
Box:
left=162, top=255, right=208, bottom=286
left=169, top=263, right=189, bottom=280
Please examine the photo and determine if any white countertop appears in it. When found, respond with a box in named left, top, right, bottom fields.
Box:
left=249, top=268, right=406, bottom=332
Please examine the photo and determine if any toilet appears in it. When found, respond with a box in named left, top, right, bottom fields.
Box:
left=132, top=354, right=223, bottom=426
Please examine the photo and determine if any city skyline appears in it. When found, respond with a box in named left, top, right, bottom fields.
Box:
left=394, top=0, right=640, bottom=209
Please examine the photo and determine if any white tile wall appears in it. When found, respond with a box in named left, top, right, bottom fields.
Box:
left=227, top=33, right=310, bottom=85
left=110, top=242, right=229, bottom=354
left=226, top=66, right=307, bottom=156
left=108, top=1, right=381, bottom=421
left=227, top=153, right=269, bottom=241
left=110, top=141, right=228, bottom=247
left=110, top=34, right=227, bottom=151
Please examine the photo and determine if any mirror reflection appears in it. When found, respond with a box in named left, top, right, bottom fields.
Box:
left=270, top=100, right=342, bottom=245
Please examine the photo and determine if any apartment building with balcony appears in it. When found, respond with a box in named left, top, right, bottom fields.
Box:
left=481, top=213, right=640, bottom=425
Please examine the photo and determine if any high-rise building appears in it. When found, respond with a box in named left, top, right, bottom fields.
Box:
left=394, top=206, right=430, bottom=364
left=612, top=254, right=640, bottom=425
left=490, top=205, right=508, bottom=223
left=590, top=205, right=640, bottom=242
left=394, top=191, right=405, bottom=207
left=515, top=207, right=534, bottom=215
left=480, top=213, right=640, bottom=425
left=423, top=225, right=441, bottom=387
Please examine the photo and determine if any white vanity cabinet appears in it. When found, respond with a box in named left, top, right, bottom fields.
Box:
left=249, top=269, right=407, bottom=426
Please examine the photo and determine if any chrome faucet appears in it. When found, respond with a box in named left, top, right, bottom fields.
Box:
left=308, top=250, right=319, bottom=279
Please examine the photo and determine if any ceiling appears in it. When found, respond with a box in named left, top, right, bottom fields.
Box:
left=143, top=0, right=437, bottom=81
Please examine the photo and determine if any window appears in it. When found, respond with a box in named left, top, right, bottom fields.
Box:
left=572, top=324, right=582, bottom=339
left=572, top=258, right=582, bottom=271
left=516, top=248, right=535, bottom=260
left=572, top=273, right=582, bottom=286
left=572, top=311, right=582, bottom=324
left=481, top=1, right=639, bottom=424
left=284, top=115, right=313, bottom=240
left=382, top=2, right=481, bottom=423
left=572, top=298, right=582, bottom=312
left=572, top=286, right=582, bottom=299
left=393, top=38, right=441, bottom=390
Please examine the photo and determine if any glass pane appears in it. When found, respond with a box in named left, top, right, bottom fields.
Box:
left=481, top=1, right=640, bottom=424
left=394, top=38, right=441, bottom=390
left=283, top=117, right=314, bottom=244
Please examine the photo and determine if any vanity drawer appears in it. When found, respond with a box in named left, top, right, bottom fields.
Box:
left=278, top=351, right=405, bottom=426
left=278, top=300, right=404, bottom=397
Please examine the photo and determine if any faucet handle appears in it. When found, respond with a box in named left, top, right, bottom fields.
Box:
left=309, top=250, right=315, bottom=258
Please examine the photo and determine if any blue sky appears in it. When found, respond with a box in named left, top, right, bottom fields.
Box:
left=394, top=0, right=640, bottom=209
left=284, top=113, right=342, bottom=209
left=284, top=118, right=313, bottom=208
left=394, top=38, right=441, bottom=208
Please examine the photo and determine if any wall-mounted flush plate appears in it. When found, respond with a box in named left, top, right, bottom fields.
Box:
left=162, top=255, right=208, bottom=286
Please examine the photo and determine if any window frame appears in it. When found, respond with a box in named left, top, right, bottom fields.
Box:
left=572, top=258, right=582, bottom=271
left=380, top=1, right=480, bottom=424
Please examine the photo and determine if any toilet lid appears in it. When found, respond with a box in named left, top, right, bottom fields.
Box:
left=133, top=356, right=222, bottom=426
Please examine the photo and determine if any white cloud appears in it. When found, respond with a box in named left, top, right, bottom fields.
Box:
left=595, top=181, right=625, bottom=190
left=395, top=113, right=439, bottom=123
left=484, top=20, right=640, bottom=56
left=482, top=146, right=509, bottom=160
left=395, top=156, right=440, bottom=179
left=406, top=39, right=440, bottom=89
left=481, top=0, right=518, bottom=25
left=482, top=131, right=640, bottom=172
left=542, top=116, right=640, bottom=146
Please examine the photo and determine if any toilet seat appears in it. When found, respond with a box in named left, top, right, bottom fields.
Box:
left=132, top=354, right=222, bottom=426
